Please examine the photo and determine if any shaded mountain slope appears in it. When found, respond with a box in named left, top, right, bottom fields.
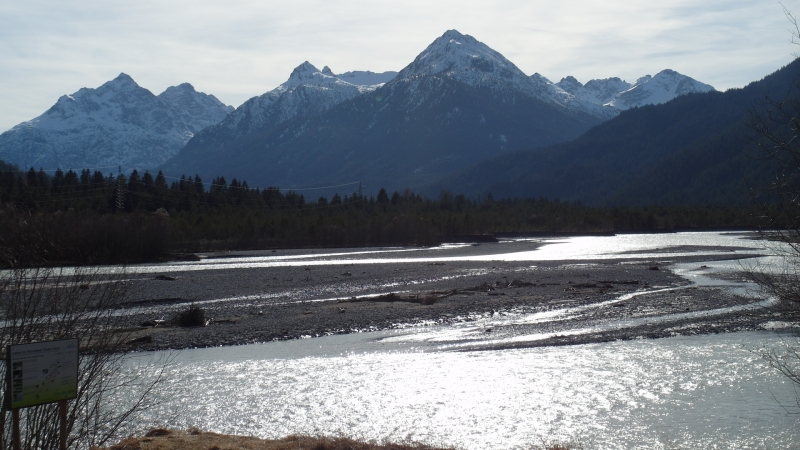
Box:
left=431, top=59, right=800, bottom=205
left=163, top=30, right=601, bottom=190
left=181, top=77, right=600, bottom=190
left=172, top=62, right=393, bottom=168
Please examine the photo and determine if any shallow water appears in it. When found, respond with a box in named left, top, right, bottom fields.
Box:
left=109, top=232, right=800, bottom=448
left=118, top=231, right=773, bottom=274
left=119, top=331, right=800, bottom=449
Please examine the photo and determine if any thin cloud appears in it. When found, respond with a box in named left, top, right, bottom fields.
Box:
left=0, top=0, right=795, bottom=132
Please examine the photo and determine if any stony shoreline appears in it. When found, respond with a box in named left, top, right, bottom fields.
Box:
left=110, top=240, right=777, bottom=352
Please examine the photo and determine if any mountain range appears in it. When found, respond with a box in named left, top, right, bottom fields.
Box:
left=170, top=62, right=397, bottom=171
left=0, top=74, right=233, bottom=170
left=0, top=29, right=715, bottom=199
left=533, top=69, right=714, bottom=119
left=162, top=30, right=713, bottom=191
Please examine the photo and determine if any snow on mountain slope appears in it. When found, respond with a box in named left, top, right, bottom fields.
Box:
left=382, top=29, right=714, bottom=122
left=608, top=69, right=715, bottom=110
left=392, top=30, right=540, bottom=98
left=533, top=69, right=715, bottom=119
left=530, top=73, right=620, bottom=119
left=159, top=83, right=234, bottom=134
left=377, top=29, right=603, bottom=120
left=0, top=73, right=232, bottom=170
left=557, top=76, right=632, bottom=106
left=188, top=62, right=389, bottom=145
left=165, top=30, right=604, bottom=190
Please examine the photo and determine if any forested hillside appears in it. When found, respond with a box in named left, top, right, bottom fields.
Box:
left=431, top=59, right=800, bottom=206
left=0, top=162, right=762, bottom=266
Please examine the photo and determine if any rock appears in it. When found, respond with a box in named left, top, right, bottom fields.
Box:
left=139, top=318, right=166, bottom=327
left=127, top=335, right=153, bottom=345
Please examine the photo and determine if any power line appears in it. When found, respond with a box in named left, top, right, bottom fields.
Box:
left=0, top=165, right=121, bottom=174
left=117, top=166, right=361, bottom=193
left=1, top=163, right=365, bottom=195
left=121, top=188, right=360, bottom=212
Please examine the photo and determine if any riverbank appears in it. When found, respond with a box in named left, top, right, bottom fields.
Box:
left=98, top=428, right=455, bottom=450
left=113, top=238, right=775, bottom=352
left=98, top=428, right=575, bottom=450
left=95, top=234, right=800, bottom=449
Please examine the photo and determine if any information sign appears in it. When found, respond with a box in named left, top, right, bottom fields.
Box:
left=5, top=339, right=79, bottom=410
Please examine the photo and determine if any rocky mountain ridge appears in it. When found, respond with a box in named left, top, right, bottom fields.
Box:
left=184, top=62, right=397, bottom=153
left=0, top=74, right=233, bottom=170
left=531, top=69, right=715, bottom=120
left=1, top=29, right=715, bottom=179
left=162, top=30, right=603, bottom=190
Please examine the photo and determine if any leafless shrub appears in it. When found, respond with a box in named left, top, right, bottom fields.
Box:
left=0, top=266, right=171, bottom=449
left=746, top=4, right=800, bottom=399
left=173, top=305, right=206, bottom=327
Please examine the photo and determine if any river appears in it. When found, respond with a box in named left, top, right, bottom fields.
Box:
left=111, top=232, right=800, bottom=449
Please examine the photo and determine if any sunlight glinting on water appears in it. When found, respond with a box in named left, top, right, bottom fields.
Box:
left=120, top=331, right=800, bottom=449
left=105, top=232, right=800, bottom=448
left=107, top=232, right=771, bottom=275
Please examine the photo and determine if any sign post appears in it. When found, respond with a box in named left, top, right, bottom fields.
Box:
left=5, top=339, right=79, bottom=450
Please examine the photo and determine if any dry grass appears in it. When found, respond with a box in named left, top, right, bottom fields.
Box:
left=93, top=429, right=456, bottom=450
left=94, top=428, right=580, bottom=450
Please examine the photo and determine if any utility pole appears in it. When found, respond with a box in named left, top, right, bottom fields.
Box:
left=358, top=182, right=365, bottom=199
left=116, top=174, right=126, bottom=210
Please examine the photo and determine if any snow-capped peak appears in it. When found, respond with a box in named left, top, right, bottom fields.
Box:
left=192, top=61, right=393, bottom=143
left=101, top=73, right=139, bottom=91
left=112, top=72, right=136, bottom=84
left=532, top=68, right=714, bottom=119
left=170, top=82, right=196, bottom=92
left=279, top=61, right=388, bottom=92
left=396, top=29, right=534, bottom=94
left=608, top=69, right=715, bottom=110
left=285, top=61, right=330, bottom=87
left=0, top=74, right=232, bottom=170
left=556, top=76, right=632, bottom=106
left=557, top=76, right=584, bottom=93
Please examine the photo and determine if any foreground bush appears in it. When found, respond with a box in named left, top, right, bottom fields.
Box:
left=0, top=266, right=170, bottom=449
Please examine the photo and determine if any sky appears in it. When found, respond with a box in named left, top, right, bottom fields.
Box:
left=0, top=0, right=797, bottom=132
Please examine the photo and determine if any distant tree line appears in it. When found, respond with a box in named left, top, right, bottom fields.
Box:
left=0, top=161, right=764, bottom=267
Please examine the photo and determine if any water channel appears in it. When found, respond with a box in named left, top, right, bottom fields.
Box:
left=113, top=232, right=800, bottom=449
